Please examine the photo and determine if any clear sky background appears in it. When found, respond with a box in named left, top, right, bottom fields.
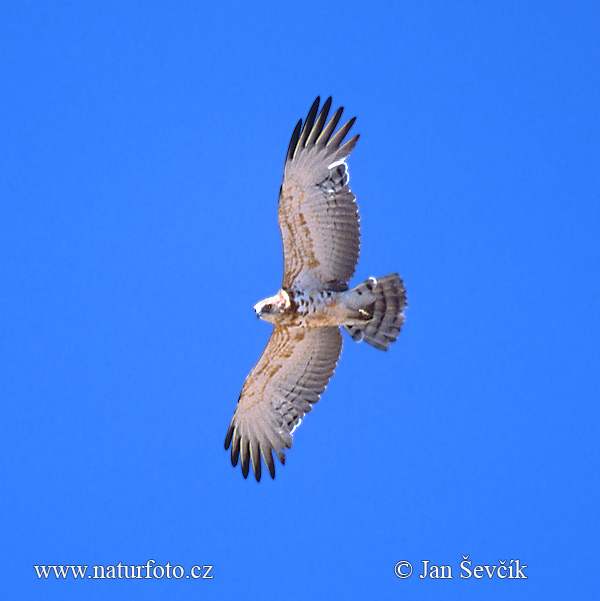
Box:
left=2, top=1, right=599, bottom=599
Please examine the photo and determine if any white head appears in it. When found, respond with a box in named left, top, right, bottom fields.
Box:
left=254, top=289, right=291, bottom=323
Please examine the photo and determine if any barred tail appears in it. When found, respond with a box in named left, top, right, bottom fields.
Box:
left=344, top=274, right=407, bottom=351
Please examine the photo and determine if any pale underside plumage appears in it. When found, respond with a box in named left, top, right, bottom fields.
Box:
left=225, top=98, right=361, bottom=480
left=279, top=96, right=361, bottom=291
left=225, top=326, right=342, bottom=481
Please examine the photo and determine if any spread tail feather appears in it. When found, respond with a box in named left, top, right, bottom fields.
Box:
left=344, top=274, right=407, bottom=351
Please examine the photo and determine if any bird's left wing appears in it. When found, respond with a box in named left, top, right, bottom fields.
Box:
left=279, top=97, right=361, bottom=291
left=225, top=325, right=342, bottom=481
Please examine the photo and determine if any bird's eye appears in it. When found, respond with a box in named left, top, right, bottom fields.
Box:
left=263, top=304, right=273, bottom=312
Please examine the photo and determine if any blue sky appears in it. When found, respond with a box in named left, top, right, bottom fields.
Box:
left=2, top=1, right=599, bottom=599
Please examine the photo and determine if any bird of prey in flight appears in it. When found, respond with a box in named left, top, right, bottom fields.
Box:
left=225, top=97, right=407, bottom=481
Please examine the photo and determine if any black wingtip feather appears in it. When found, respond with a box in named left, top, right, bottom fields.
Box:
left=297, top=97, right=320, bottom=150
left=316, top=106, right=344, bottom=147
left=329, top=116, right=357, bottom=148
left=306, top=97, right=332, bottom=146
left=265, top=449, right=276, bottom=479
left=251, top=440, right=262, bottom=482
left=286, top=119, right=302, bottom=162
left=231, top=433, right=240, bottom=467
left=340, top=134, right=360, bottom=155
left=286, top=98, right=358, bottom=161
left=224, top=424, right=234, bottom=450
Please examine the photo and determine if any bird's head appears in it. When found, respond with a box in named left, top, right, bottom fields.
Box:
left=254, top=289, right=291, bottom=323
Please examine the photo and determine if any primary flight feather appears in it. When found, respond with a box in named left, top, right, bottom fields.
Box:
left=225, top=97, right=407, bottom=481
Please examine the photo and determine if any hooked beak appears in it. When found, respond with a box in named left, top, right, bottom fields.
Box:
left=253, top=301, right=264, bottom=318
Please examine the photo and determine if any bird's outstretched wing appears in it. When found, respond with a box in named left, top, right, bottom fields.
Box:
left=279, top=97, right=360, bottom=291
left=225, top=325, right=342, bottom=481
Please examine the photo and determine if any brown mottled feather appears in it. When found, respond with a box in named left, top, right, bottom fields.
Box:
left=279, top=97, right=361, bottom=290
left=224, top=326, right=342, bottom=481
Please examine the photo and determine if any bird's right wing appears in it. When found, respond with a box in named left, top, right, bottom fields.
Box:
left=225, top=325, right=342, bottom=481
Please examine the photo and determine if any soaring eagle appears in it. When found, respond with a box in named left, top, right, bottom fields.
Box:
left=225, top=97, right=407, bottom=481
